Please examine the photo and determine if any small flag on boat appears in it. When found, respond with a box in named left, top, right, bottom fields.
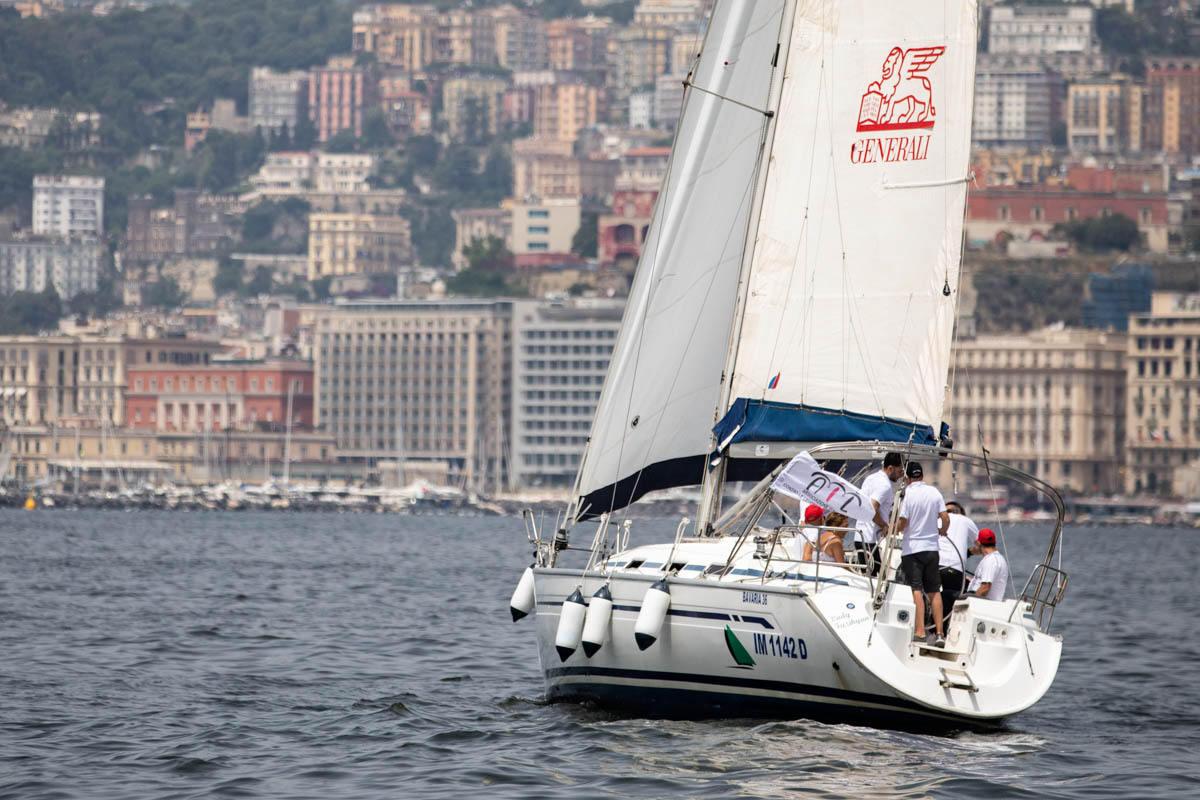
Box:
left=767, top=372, right=780, bottom=389
left=771, top=451, right=875, bottom=524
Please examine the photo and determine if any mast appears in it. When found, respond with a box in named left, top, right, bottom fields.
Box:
left=697, top=1, right=798, bottom=532
left=282, top=377, right=294, bottom=487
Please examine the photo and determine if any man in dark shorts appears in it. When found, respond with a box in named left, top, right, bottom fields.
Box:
left=895, top=461, right=950, bottom=646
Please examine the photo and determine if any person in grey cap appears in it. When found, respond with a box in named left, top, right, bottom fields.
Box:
left=895, top=461, right=950, bottom=646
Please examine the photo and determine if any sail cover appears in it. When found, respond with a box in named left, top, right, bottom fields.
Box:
left=720, top=1, right=978, bottom=448
left=575, top=0, right=788, bottom=518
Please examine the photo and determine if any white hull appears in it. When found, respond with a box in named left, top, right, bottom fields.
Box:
left=531, top=537, right=1061, bottom=728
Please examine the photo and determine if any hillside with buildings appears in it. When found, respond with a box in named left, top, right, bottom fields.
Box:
left=0, top=0, right=1199, bottom=505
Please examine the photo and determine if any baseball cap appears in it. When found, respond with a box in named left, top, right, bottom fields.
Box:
left=977, top=528, right=996, bottom=546
left=803, top=504, right=825, bottom=524
left=905, top=460, right=923, bottom=479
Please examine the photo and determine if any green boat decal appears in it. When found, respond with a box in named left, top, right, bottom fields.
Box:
left=724, top=625, right=755, bottom=668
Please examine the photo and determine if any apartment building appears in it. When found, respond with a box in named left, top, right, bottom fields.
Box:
left=1067, top=78, right=1133, bottom=153
left=533, top=82, right=607, bottom=142
left=32, top=175, right=104, bottom=239
left=511, top=137, right=618, bottom=202
left=1124, top=292, right=1200, bottom=496
left=510, top=298, right=621, bottom=489
left=1143, top=57, right=1200, bottom=155
left=123, top=190, right=249, bottom=266
left=443, top=76, right=509, bottom=141
left=973, top=55, right=1063, bottom=149
left=546, top=17, right=613, bottom=74
left=309, top=60, right=375, bottom=143
left=307, top=212, right=413, bottom=281
left=351, top=3, right=442, bottom=70
left=312, top=300, right=513, bottom=490
left=510, top=199, right=581, bottom=257
left=933, top=326, right=1127, bottom=495
left=614, top=27, right=674, bottom=98
left=489, top=5, right=548, bottom=71
left=248, top=67, right=308, bottom=133
left=987, top=5, right=1099, bottom=56
left=0, top=238, right=100, bottom=299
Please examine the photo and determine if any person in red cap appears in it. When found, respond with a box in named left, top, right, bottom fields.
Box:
left=968, top=528, right=1008, bottom=601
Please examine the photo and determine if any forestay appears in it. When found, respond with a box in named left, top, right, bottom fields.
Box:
left=574, top=0, right=789, bottom=518
left=718, top=0, right=978, bottom=449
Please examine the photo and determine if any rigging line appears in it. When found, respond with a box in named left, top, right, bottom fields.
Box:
left=681, top=78, right=775, bottom=119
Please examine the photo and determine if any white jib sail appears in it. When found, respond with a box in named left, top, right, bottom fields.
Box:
left=575, top=0, right=789, bottom=510
left=728, top=0, right=978, bottom=437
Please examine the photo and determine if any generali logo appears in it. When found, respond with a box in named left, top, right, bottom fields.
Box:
left=850, top=45, right=945, bottom=165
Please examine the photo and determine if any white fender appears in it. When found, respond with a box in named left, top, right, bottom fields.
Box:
left=509, top=566, right=536, bottom=622
left=554, top=588, right=587, bottom=661
left=580, top=585, right=613, bottom=657
left=634, top=579, right=670, bottom=650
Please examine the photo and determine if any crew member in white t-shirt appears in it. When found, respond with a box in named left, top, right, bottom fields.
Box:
left=853, top=452, right=903, bottom=575
left=896, top=461, right=950, bottom=646
left=968, top=528, right=1008, bottom=601
left=938, top=501, right=979, bottom=619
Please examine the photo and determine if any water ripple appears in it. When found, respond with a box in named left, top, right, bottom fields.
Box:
left=1, top=512, right=1197, bottom=798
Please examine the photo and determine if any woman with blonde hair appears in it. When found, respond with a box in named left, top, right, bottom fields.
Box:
left=800, top=506, right=847, bottom=564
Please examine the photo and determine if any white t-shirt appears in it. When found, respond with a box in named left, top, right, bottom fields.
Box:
left=854, top=469, right=895, bottom=545
left=898, top=481, right=946, bottom=556
left=938, top=514, right=979, bottom=570
left=968, top=551, right=1009, bottom=601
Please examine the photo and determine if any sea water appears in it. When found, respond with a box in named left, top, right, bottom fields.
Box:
left=1, top=509, right=1196, bottom=799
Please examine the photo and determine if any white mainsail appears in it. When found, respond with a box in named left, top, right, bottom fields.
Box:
left=574, top=0, right=789, bottom=516
left=575, top=0, right=978, bottom=517
left=721, top=1, right=978, bottom=447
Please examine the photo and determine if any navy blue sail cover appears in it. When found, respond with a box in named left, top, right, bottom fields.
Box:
left=712, top=398, right=939, bottom=449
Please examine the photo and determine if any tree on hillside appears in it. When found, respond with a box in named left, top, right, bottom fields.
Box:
left=572, top=212, right=599, bottom=258
left=0, top=286, right=63, bottom=334
left=1054, top=213, right=1141, bottom=252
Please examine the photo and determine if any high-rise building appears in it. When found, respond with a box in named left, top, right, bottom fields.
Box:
left=249, top=67, right=308, bottom=134
left=973, top=55, right=1063, bottom=149
left=32, top=174, right=104, bottom=239
left=1143, top=57, right=1200, bottom=155
left=1124, top=292, right=1200, bottom=496
left=312, top=300, right=512, bottom=490
left=308, top=60, right=375, bottom=143
left=510, top=299, right=622, bottom=489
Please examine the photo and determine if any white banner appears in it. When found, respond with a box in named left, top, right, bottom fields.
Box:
left=770, top=451, right=874, bottom=524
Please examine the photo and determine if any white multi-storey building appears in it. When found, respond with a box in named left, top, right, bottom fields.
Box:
left=987, top=5, right=1098, bottom=56
left=510, top=299, right=622, bottom=490
left=32, top=175, right=104, bottom=239
left=972, top=55, right=1061, bottom=149
left=248, top=67, right=308, bottom=133
left=0, top=239, right=100, bottom=300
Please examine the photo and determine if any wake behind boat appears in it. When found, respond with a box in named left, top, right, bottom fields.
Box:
left=510, top=0, right=1067, bottom=728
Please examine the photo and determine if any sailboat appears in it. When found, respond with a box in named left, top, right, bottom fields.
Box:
left=510, top=0, right=1067, bottom=727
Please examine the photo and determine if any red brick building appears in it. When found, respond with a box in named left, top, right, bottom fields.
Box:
left=125, top=360, right=314, bottom=433
left=965, top=186, right=1169, bottom=252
